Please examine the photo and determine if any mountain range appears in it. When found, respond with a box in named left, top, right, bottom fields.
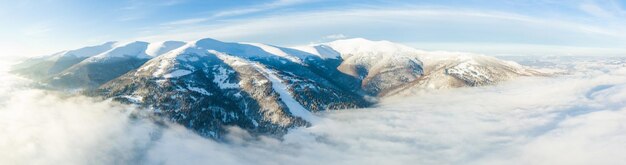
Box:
left=11, top=38, right=543, bottom=139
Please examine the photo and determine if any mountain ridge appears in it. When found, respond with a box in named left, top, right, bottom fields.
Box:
left=11, top=37, right=543, bottom=139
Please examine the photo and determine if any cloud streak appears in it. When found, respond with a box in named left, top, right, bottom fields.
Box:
left=158, top=0, right=313, bottom=27
left=324, top=34, right=347, bottom=40
left=212, top=0, right=312, bottom=18
left=135, top=7, right=626, bottom=56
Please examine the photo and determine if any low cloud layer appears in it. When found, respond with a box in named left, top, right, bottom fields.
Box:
left=1, top=58, right=626, bottom=165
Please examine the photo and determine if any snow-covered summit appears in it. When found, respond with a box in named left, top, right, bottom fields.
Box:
left=239, top=42, right=305, bottom=64
left=319, top=38, right=425, bottom=58
left=62, top=41, right=118, bottom=58
left=155, top=38, right=323, bottom=64
left=87, top=41, right=151, bottom=62
left=292, top=38, right=424, bottom=60
left=192, top=38, right=277, bottom=58
left=324, top=38, right=423, bottom=58
left=36, top=41, right=117, bottom=60
left=145, top=41, right=186, bottom=57
left=291, top=45, right=341, bottom=59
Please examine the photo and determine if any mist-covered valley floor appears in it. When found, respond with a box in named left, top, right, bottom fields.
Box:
left=2, top=56, right=626, bottom=165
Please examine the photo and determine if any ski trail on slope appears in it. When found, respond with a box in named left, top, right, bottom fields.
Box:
left=251, top=63, right=318, bottom=122
left=210, top=49, right=318, bottom=123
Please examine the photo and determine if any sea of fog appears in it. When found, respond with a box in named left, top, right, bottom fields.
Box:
left=1, top=57, right=626, bottom=165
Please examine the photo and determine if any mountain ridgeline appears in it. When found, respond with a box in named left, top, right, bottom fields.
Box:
left=11, top=38, right=542, bottom=139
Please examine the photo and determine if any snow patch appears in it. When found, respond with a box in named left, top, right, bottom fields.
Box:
left=446, top=59, right=491, bottom=81
left=230, top=60, right=248, bottom=66
left=187, top=85, right=212, bottom=96
left=152, top=59, right=172, bottom=77
left=163, top=70, right=192, bottom=79
left=213, top=66, right=239, bottom=89
left=119, top=95, right=143, bottom=103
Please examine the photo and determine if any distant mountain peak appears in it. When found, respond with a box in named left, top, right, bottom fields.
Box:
left=56, top=41, right=118, bottom=59
left=87, top=41, right=151, bottom=61
left=324, top=38, right=420, bottom=56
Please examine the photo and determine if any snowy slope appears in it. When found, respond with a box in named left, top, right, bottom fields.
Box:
left=86, top=41, right=151, bottom=62
left=104, top=46, right=311, bottom=138
left=291, top=45, right=341, bottom=59
left=25, top=41, right=118, bottom=60
left=145, top=41, right=186, bottom=57
left=48, top=41, right=157, bottom=89
left=58, top=41, right=118, bottom=58
left=9, top=41, right=118, bottom=80
left=240, top=42, right=303, bottom=64
left=324, top=38, right=424, bottom=59
left=294, top=38, right=425, bottom=95
left=291, top=38, right=419, bottom=60
left=250, top=62, right=317, bottom=122
left=297, top=38, right=541, bottom=96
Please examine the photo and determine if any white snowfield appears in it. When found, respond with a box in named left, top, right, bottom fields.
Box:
left=63, top=41, right=118, bottom=58
left=240, top=42, right=303, bottom=64
left=163, top=69, right=192, bottom=79
left=145, top=41, right=186, bottom=57
left=291, top=45, right=341, bottom=59
left=87, top=41, right=152, bottom=62
left=291, top=38, right=421, bottom=60
left=322, top=38, right=423, bottom=58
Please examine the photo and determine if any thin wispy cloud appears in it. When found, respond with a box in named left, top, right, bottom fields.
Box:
left=159, top=0, right=186, bottom=6
left=22, top=25, right=52, bottom=36
left=134, top=7, right=626, bottom=56
left=579, top=2, right=615, bottom=18
left=1, top=1, right=625, bottom=57
left=160, top=18, right=209, bottom=26
left=212, top=0, right=313, bottom=18
left=117, top=0, right=188, bottom=22
left=159, top=0, right=313, bottom=27
left=324, top=34, right=347, bottom=39
left=585, top=0, right=626, bottom=18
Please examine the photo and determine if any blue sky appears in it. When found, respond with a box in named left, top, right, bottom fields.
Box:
left=0, top=0, right=625, bottom=58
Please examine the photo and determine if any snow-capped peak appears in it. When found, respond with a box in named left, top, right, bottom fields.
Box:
left=159, top=38, right=319, bottom=64
left=145, top=41, right=186, bottom=57
left=65, top=41, right=117, bottom=57
left=292, top=38, right=423, bottom=60
left=239, top=42, right=303, bottom=64
left=42, top=41, right=118, bottom=59
left=87, top=41, right=151, bottom=61
left=192, top=38, right=275, bottom=58
left=324, top=38, right=422, bottom=58
left=291, top=45, right=341, bottom=59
